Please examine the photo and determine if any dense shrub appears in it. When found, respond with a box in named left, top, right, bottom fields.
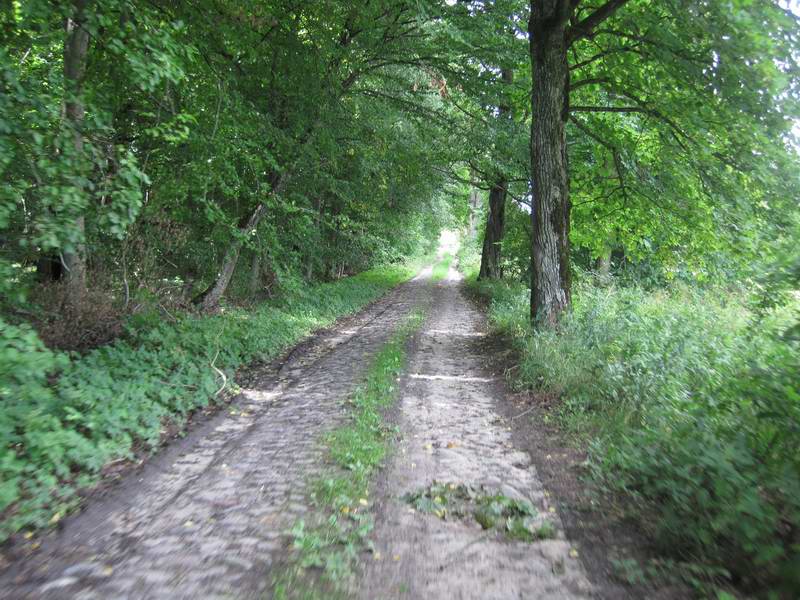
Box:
left=465, top=262, right=800, bottom=594
left=0, top=263, right=416, bottom=540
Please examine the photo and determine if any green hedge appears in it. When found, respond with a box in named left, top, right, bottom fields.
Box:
left=0, top=264, right=416, bottom=540
left=464, top=266, right=799, bottom=595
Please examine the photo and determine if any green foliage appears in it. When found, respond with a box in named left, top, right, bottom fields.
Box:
left=466, top=263, right=800, bottom=594
left=403, top=480, right=553, bottom=542
left=0, top=263, right=418, bottom=541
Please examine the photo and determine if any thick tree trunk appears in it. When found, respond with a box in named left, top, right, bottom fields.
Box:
left=478, top=181, right=507, bottom=280
left=478, top=68, right=513, bottom=281
left=62, top=0, right=90, bottom=308
left=529, top=3, right=571, bottom=326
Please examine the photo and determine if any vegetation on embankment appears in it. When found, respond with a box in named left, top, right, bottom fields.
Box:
left=274, top=309, right=426, bottom=599
left=0, top=262, right=424, bottom=543
left=459, top=249, right=800, bottom=596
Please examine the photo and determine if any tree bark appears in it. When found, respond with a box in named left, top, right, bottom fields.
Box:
left=478, top=181, right=507, bottom=280
left=62, top=0, right=90, bottom=308
left=249, top=252, right=262, bottom=298
left=479, top=68, right=513, bottom=280
left=529, top=2, right=572, bottom=326
left=467, top=171, right=481, bottom=240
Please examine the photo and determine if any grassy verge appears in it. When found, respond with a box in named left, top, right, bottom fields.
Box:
left=458, top=252, right=800, bottom=596
left=273, top=309, right=426, bottom=599
left=0, top=261, right=426, bottom=542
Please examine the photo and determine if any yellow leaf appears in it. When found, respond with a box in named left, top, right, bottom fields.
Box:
left=569, top=548, right=579, bottom=558
left=359, top=498, right=368, bottom=506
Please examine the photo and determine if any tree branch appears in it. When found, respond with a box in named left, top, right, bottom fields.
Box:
left=567, top=0, right=631, bottom=44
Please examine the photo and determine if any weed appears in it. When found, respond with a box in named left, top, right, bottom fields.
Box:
left=403, top=481, right=556, bottom=542
left=272, top=310, right=425, bottom=597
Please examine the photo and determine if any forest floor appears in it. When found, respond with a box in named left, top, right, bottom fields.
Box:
left=1, top=243, right=664, bottom=599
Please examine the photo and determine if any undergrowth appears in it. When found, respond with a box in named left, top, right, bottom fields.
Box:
left=460, top=253, right=800, bottom=597
left=0, top=262, right=424, bottom=542
left=273, top=309, right=425, bottom=599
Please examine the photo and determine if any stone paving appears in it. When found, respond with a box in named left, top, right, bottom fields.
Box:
left=359, top=263, right=594, bottom=599
left=1, top=270, right=430, bottom=600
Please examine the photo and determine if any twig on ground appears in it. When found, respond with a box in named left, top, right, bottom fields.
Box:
left=511, top=406, right=536, bottom=421
left=210, top=349, right=227, bottom=396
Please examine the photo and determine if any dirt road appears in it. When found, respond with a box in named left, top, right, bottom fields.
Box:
left=2, top=256, right=594, bottom=599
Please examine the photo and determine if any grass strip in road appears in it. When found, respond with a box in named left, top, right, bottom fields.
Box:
left=273, top=309, right=426, bottom=600
left=431, top=252, right=454, bottom=282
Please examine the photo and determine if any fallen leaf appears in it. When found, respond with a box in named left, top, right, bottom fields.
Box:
left=569, top=548, right=579, bottom=558
left=359, top=498, right=368, bottom=506
left=393, top=554, right=401, bottom=561
left=446, top=441, right=458, bottom=449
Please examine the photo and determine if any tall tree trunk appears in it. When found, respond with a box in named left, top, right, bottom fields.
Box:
left=63, top=0, right=90, bottom=308
left=478, top=181, right=507, bottom=280
left=249, top=252, right=262, bottom=298
left=529, top=3, right=571, bottom=326
left=479, top=68, right=513, bottom=280
left=467, top=171, right=481, bottom=240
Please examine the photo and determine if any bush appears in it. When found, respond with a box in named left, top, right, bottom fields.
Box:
left=468, top=270, right=800, bottom=594
left=0, top=263, right=416, bottom=540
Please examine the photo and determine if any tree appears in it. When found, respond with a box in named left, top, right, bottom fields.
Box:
left=61, top=0, right=91, bottom=306
left=528, top=0, right=629, bottom=326
left=478, top=68, right=514, bottom=280
left=527, top=0, right=799, bottom=325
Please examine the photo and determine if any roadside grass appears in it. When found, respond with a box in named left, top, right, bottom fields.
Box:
left=0, top=260, right=427, bottom=543
left=273, top=309, right=426, bottom=599
left=458, top=251, right=800, bottom=596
